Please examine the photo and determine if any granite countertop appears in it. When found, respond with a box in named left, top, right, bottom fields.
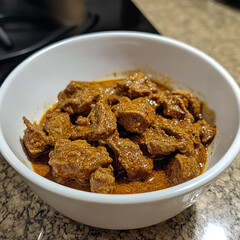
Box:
left=0, top=0, right=240, bottom=239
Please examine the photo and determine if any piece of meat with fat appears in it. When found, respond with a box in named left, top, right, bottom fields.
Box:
left=165, top=153, right=201, bottom=185
left=112, top=97, right=155, bottom=133
left=43, top=110, right=73, bottom=144
left=115, top=72, right=158, bottom=99
left=105, top=132, right=153, bottom=180
left=48, top=139, right=113, bottom=184
left=71, top=99, right=117, bottom=141
left=23, top=117, right=50, bottom=157
left=90, top=166, right=115, bottom=194
left=58, top=81, right=103, bottom=115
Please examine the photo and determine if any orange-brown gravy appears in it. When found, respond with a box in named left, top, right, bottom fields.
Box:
left=27, top=76, right=211, bottom=194
left=31, top=160, right=173, bottom=194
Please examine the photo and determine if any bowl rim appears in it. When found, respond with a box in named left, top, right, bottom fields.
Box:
left=0, top=31, right=240, bottom=204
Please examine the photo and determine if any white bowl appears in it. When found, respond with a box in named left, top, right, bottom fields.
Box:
left=0, top=32, right=240, bottom=230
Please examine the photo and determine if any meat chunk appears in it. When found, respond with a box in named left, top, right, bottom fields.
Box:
left=23, top=117, right=49, bottom=157
left=105, top=132, right=153, bottom=180
left=72, top=99, right=117, bottom=141
left=112, top=97, right=155, bottom=133
left=71, top=116, right=90, bottom=139
left=58, top=81, right=103, bottom=115
left=162, top=90, right=201, bottom=121
left=116, top=72, right=158, bottom=99
left=172, top=90, right=201, bottom=119
left=147, top=89, right=169, bottom=109
left=43, top=110, right=73, bottom=144
left=90, top=166, right=115, bottom=194
left=134, top=130, right=184, bottom=156
left=87, top=99, right=117, bottom=141
left=162, top=94, right=194, bottom=122
left=49, top=139, right=113, bottom=184
left=194, top=119, right=216, bottom=144
left=133, top=116, right=194, bottom=156
left=165, top=153, right=201, bottom=185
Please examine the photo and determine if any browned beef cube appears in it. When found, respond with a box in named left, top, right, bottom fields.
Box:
left=133, top=116, right=194, bottom=156
left=112, top=97, right=155, bottom=133
left=105, top=132, right=153, bottom=180
left=155, top=116, right=195, bottom=156
left=165, top=154, right=201, bottom=185
left=23, top=117, right=49, bottom=157
left=49, top=139, right=113, bottom=184
left=133, top=128, right=185, bottom=156
left=162, top=94, right=194, bottom=122
left=90, top=166, right=115, bottom=194
left=87, top=100, right=117, bottom=141
left=71, top=115, right=91, bottom=140
left=172, top=90, right=201, bottom=119
left=148, top=89, right=169, bottom=109
left=58, top=81, right=103, bottom=115
left=196, top=120, right=216, bottom=144
left=43, top=110, right=73, bottom=144
left=116, top=72, right=158, bottom=99
left=71, top=100, right=117, bottom=141
left=75, top=115, right=89, bottom=126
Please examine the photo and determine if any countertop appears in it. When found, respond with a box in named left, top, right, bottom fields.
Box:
left=0, top=0, right=240, bottom=239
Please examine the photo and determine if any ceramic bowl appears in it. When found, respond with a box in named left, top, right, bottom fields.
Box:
left=0, top=32, right=240, bottom=229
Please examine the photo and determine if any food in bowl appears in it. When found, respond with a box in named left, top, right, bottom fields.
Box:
left=22, top=71, right=216, bottom=194
left=0, top=31, right=239, bottom=229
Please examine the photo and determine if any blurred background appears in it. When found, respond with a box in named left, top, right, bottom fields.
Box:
left=0, top=0, right=239, bottom=85
left=0, top=0, right=158, bottom=85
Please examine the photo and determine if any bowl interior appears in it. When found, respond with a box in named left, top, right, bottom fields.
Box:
left=0, top=32, right=239, bottom=186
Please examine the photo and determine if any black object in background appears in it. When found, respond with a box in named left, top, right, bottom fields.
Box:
left=0, top=0, right=159, bottom=85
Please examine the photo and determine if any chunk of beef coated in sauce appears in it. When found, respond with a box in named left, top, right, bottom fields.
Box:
left=193, top=119, right=216, bottom=144
left=133, top=130, right=184, bottom=156
left=172, top=90, right=201, bottom=119
left=105, top=132, right=153, bottom=181
left=58, top=81, right=103, bottom=115
left=112, top=97, right=155, bottom=133
left=147, top=89, right=169, bottom=110
left=115, top=72, right=158, bottom=99
left=43, top=110, right=73, bottom=145
left=23, top=117, right=50, bottom=157
left=162, top=94, right=194, bottom=122
left=162, top=90, right=201, bottom=122
left=48, top=139, right=113, bottom=184
left=71, top=116, right=90, bottom=139
left=90, top=166, right=115, bottom=194
left=133, top=116, right=194, bottom=156
left=72, top=99, right=117, bottom=141
left=165, top=153, right=201, bottom=185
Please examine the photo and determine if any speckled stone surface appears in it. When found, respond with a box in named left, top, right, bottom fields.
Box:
left=0, top=0, right=240, bottom=239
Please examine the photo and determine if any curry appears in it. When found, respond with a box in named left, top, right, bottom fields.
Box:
left=22, top=72, right=216, bottom=194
